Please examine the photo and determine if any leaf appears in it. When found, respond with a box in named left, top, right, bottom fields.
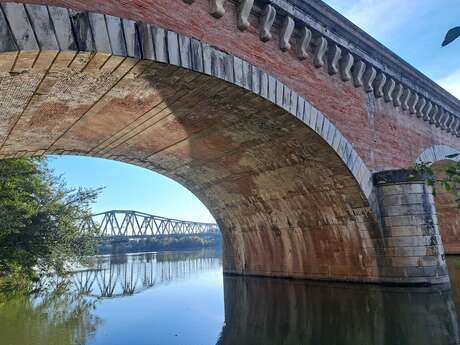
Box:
left=444, top=181, right=452, bottom=192
left=446, top=168, right=457, bottom=176
left=446, top=153, right=460, bottom=159
left=442, top=27, right=460, bottom=47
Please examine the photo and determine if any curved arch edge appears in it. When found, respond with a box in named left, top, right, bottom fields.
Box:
left=416, top=145, right=460, bottom=165
left=0, top=2, right=374, bottom=202
left=2, top=2, right=456, bottom=285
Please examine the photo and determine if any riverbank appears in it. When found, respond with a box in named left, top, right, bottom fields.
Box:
left=96, top=235, right=221, bottom=255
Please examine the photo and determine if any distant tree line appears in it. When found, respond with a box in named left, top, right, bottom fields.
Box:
left=97, top=235, right=221, bottom=255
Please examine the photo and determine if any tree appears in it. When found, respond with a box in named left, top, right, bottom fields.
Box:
left=412, top=154, right=460, bottom=203
left=0, top=157, right=100, bottom=287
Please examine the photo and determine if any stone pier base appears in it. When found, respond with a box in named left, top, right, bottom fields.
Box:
left=374, top=170, right=450, bottom=285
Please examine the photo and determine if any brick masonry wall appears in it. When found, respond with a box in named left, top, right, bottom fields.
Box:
left=0, top=51, right=388, bottom=282
left=0, top=1, right=459, bottom=284
left=9, top=0, right=460, bottom=171
left=433, top=161, right=460, bottom=254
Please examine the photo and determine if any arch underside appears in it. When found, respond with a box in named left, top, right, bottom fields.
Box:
left=0, top=0, right=453, bottom=284
left=0, top=50, right=383, bottom=281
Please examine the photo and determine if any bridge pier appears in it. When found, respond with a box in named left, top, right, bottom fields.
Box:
left=374, top=169, right=449, bottom=285
left=0, top=1, right=458, bottom=286
left=111, top=241, right=128, bottom=255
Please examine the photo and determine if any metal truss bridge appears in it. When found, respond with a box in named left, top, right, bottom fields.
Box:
left=82, top=210, right=219, bottom=241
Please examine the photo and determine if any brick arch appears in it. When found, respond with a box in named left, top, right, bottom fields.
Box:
left=416, top=145, right=460, bottom=165
left=416, top=145, right=460, bottom=254
left=0, top=2, right=389, bottom=283
left=0, top=2, right=375, bottom=199
left=1, top=2, right=453, bottom=285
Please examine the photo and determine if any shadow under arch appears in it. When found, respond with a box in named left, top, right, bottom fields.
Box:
left=0, top=2, right=386, bottom=282
left=416, top=145, right=460, bottom=254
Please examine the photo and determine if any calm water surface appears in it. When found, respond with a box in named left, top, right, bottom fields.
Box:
left=2, top=249, right=460, bottom=345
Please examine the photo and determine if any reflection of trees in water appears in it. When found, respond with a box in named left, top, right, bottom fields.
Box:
left=5, top=250, right=459, bottom=345
left=217, top=276, right=460, bottom=345
left=0, top=249, right=222, bottom=345
left=71, top=249, right=222, bottom=298
left=0, top=281, right=101, bottom=345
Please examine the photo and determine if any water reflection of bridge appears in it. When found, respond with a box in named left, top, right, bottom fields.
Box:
left=31, top=251, right=460, bottom=345
left=71, top=251, right=221, bottom=298
left=217, top=277, right=460, bottom=345
left=73, top=257, right=460, bottom=345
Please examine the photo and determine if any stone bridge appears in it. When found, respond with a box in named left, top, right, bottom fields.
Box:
left=0, top=0, right=459, bottom=285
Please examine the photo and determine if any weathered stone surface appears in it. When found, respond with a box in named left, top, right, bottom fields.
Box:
left=210, top=0, right=226, bottom=18
left=0, top=0, right=460, bottom=285
left=340, top=52, right=353, bottom=82
left=279, top=16, right=294, bottom=52
left=296, top=26, right=311, bottom=60
left=328, top=44, right=341, bottom=75
left=313, top=36, right=327, bottom=68
left=259, top=4, right=276, bottom=42
left=393, top=83, right=403, bottom=107
left=383, top=78, right=395, bottom=103
left=363, top=64, right=377, bottom=93
left=410, top=93, right=420, bottom=115
left=0, top=0, right=457, bottom=164
left=237, top=0, right=253, bottom=31
left=352, top=60, right=365, bottom=87
left=1, top=3, right=39, bottom=50
left=373, top=72, right=386, bottom=98
left=0, top=54, right=388, bottom=283
left=376, top=170, right=449, bottom=284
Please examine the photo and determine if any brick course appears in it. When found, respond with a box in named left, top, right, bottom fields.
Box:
left=0, top=0, right=459, bottom=284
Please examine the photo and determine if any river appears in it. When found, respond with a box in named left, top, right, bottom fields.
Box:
left=1, top=249, right=460, bottom=345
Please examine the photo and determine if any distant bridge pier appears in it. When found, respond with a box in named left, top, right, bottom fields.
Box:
left=110, top=239, right=129, bottom=255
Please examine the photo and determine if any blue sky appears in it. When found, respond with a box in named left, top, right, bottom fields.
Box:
left=323, top=0, right=460, bottom=96
left=48, top=0, right=460, bottom=223
left=48, top=155, right=216, bottom=223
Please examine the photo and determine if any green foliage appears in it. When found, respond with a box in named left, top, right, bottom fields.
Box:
left=0, top=278, right=101, bottom=344
left=0, top=264, right=35, bottom=300
left=0, top=157, right=100, bottom=283
left=97, top=235, right=221, bottom=255
left=442, top=27, right=460, bottom=46
left=413, top=154, right=460, bottom=206
left=455, top=259, right=460, bottom=270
